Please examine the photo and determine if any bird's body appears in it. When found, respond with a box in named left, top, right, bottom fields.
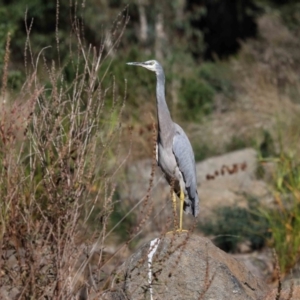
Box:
left=127, top=60, right=199, bottom=230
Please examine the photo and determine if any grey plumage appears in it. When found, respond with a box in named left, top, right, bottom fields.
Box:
left=127, top=60, right=199, bottom=229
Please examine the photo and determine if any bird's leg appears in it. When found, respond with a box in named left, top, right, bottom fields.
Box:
left=179, top=189, right=184, bottom=232
left=166, top=190, right=187, bottom=234
left=172, top=191, right=178, bottom=231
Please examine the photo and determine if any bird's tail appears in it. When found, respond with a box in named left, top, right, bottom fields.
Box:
left=184, top=191, right=199, bottom=217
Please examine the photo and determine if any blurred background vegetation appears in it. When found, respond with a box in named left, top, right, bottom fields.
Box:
left=1, top=0, right=300, bottom=156
left=0, top=2, right=294, bottom=96
left=1, top=0, right=300, bottom=278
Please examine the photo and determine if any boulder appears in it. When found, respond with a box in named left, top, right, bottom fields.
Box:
left=264, top=284, right=300, bottom=300
left=196, top=148, right=273, bottom=220
left=104, top=234, right=267, bottom=300
left=233, top=248, right=274, bottom=282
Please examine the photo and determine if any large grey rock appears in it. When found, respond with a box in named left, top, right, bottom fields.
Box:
left=196, top=148, right=273, bottom=220
left=104, top=234, right=267, bottom=300
left=196, top=148, right=257, bottom=183
left=233, top=248, right=274, bottom=282
left=264, top=284, right=300, bottom=300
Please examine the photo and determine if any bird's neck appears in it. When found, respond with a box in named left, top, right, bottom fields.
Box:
left=156, top=71, right=174, bottom=145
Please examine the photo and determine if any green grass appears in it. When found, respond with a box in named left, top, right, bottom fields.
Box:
left=260, top=152, right=300, bottom=273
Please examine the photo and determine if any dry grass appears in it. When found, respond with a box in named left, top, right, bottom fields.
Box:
left=0, top=5, right=142, bottom=299
left=198, top=242, right=216, bottom=300
left=263, top=250, right=296, bottom=300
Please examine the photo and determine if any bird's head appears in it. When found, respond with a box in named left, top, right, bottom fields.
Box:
left=126, top=60, right=162, bottom=73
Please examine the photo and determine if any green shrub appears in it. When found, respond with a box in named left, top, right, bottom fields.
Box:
left=199, top=62, right=234, bottom=97
left=193, top=143, right=217, bottom=162
left=199, top=198, right=270, bottom=252
left=177, top=60, right=235, bottom=121
left=179, top=77, right=215, bottom=121
left=279, top=2, right=300, bottom=33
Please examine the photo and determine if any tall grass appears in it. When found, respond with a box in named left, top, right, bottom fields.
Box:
left=261, top=152, right=300, bottom=274
left=0, top=5, right=134, bottom=298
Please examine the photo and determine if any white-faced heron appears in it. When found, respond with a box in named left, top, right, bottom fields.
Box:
left=127, top=60, right=200, bottom=232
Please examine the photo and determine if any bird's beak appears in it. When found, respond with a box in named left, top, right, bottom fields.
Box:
left=126, top=62, right=143, bottom=66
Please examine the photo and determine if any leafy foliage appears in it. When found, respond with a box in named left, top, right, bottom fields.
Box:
left=199, top=62, right=234, bottom=97
left=179, top=77, right=215, bottom=121
left=199, top=198, right=270, bottom=252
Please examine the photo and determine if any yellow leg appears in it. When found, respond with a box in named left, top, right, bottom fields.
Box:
left=179, top=189, right=184, bottom=232
left=172, top=191, right=178, bottom=231
left=166, top=190, right=188, bottom=234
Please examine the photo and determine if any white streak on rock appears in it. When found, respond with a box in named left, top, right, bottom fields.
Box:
left=147, top=238, right=160, bottom=300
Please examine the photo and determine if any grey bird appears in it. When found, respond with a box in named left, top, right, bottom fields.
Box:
left=127, top=60, right=199, bottom=231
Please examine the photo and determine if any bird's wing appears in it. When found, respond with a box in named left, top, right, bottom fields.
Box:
left=172, top=124, right=199, bottom=216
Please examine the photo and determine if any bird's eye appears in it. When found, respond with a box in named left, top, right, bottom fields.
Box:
left=144, top=60, right=155, bottom=66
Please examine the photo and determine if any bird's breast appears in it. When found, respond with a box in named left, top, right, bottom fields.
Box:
left=157, top=143, right=180, bottom=180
